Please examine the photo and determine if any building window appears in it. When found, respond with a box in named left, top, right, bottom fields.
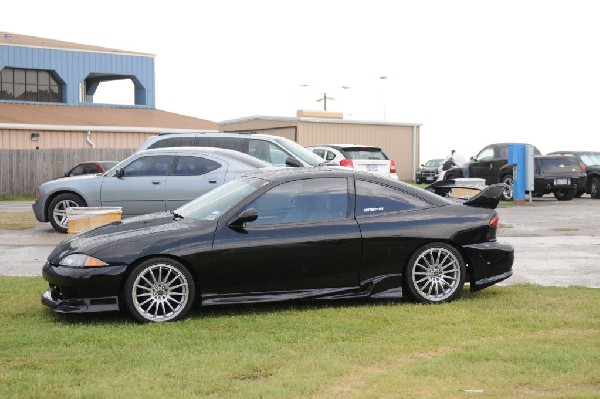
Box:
left=0, top=68, right=62, bottom=103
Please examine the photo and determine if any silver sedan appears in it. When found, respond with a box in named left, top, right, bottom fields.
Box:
left=33, top=147, right=273, bottom=233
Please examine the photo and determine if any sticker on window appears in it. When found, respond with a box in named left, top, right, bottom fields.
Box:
left=363, top=207, right=384, bottom=213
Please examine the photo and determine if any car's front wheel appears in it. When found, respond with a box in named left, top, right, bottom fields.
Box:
left=123, top=258, right=195, bottom=323
left=501, top=175, right=514, bottom=201
left=554, top=188, right=576, bottom=201
left=590, top=177, right=600, bottom=199
left=403, top=243, right=465, bottom=304
left=48, top=193, right=86, bottom=233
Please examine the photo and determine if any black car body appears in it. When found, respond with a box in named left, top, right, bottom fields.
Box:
left=547, top=151, right=600, bottom=199
left=42, top=168, right=513, bottom=322
left=415, top=159, right=443, bottom=184
left=498, top=155, right=587, bottom=200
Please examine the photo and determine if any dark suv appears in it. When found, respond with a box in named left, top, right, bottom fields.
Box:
left=547, top=151, right=600, bottom=199
left=443, top=143, right=586, bottom=201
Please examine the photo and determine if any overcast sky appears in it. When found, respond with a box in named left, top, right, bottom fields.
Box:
left=3, top=0, right=600, bottom=162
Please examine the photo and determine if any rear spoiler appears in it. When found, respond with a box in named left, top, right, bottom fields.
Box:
left=425, top=180, right=507, bottom=209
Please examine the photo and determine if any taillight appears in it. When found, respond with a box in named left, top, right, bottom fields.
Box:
left=489, top=214, right=499, bottom=228
left=390, top=160, right=397, bottom=173
left=580, top=162, right=586, bottom=172
left=340, top=159, right=354, bottom=168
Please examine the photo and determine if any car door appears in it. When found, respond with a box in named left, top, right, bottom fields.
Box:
left=209, top=177, right=362, bottom=297
left=469, top=145, right=503, bottom=185
left=100, top=154, right=173, bottom=216
left=164, top=155, right=228, bottom=210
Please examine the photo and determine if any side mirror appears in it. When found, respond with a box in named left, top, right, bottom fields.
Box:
left=64, top=172, right=70, bottom=177
left=115, top=168, right=125, bottom=178
left=470, top=156, right=476, bottom=161
left=285, top=157, right=303, bottom=168
left=229, top=208, right=258, bottom=228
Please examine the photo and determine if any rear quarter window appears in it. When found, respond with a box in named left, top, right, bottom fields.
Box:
left=355, top=180, right=431, bottom=216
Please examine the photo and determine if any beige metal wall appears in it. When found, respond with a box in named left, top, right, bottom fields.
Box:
left=297, top=122, right=418, bottom=180
left=220, top=120, right=299, bottom=141
left=0, top=129, right=156, bottom=150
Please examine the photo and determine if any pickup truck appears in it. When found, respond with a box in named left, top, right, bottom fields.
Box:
left=443, top=143, right=586, bottom=201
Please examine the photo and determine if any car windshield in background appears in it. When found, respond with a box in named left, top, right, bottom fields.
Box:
left=579, top=153, right=600, bottom=167
left=341, top=147, right=387, bottom=160
left=274, top=137, right=325, bottom=166
left=425, top=159, right=443, bottom=167
left=176, top=177, right=264, bottom=221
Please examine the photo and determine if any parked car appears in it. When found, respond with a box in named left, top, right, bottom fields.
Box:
left=443, top=143, right=543, bottom=200
left=498, top=155, right=587, bottom=201
left=136, top=132, right=326, bottom=168
left=33, top=147, right=272, bottom=233
left=306, top=144, right=398, bottom=180
left=415, top=159, right=444, bottom=183
left=64, top=161, right=119, bottom=177
left=546, top=151, right=600, bottom=199
left=41, top=167, right=513, bottom=322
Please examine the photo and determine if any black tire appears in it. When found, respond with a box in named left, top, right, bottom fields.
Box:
left=403, top=243, right=465, bottom=304
left=48, top=193, right=86, bottom=233
left=575, top=188, right=585, bottom=198
left=123, top=258, right=195, bottom=323
left=554, top=188, right=576, bottom=201
left=501, top=175, right=514, bottom=201
left=531, top=191, right=544, bottom=198
left=590, top=177, right=600, bottom=199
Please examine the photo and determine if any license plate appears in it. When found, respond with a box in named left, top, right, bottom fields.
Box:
left=555, top=178, right=569, bottom=186
left=367, top=164, right=378, bottom=172
left=426, top=176, right=434, bottom=181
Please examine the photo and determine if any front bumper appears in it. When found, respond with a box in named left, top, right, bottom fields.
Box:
left=32, top=199, right=47, bottom=222
left=41, top=262, right=128, bottom=314
left=463, top=241, right=514, bottom=291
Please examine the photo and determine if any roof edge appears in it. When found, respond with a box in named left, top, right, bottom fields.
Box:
left=219, top=115, right=422, bottom=127
left=0, top=123, right=217, bottom=134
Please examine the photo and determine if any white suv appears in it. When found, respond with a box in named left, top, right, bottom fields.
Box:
left=137, top=132, right=325, bottom=168
left=307, top=144, right=398, bottom=180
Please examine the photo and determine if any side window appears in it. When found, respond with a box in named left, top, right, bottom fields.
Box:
left=312, top=149, right=326, bottom=159
left=148, top=137, right=196, bottom=149
left=248, top=178, right=348, bottom=225
left=83, top=164, right=98, bottom=174
left=325, top=151, right=336, bottom=161
left=355, top=180, right=429, bottom=216
left=476, top=147, right=494, bottom=161
left=495, top=146, right=508, bottom=159
left=123, top=155, right=173, bottom=177
left=248, top=140, right=290, bottom=166
left=195, top=137, right=249, bottom=153
left=68, top=164, right=86, bottom=176
left=173, top=156, right=221, bottom=176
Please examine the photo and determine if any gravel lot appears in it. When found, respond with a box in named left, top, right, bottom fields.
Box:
left=0, top=197, right=598, bottom=288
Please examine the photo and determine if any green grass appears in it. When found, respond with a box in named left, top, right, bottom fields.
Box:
left=0, top=196, right=34, bottom=201
left=1, top=277, right=599, bottom=398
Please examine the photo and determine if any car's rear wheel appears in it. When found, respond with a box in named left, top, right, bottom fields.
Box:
left=123, top=258, right=195, bottom=323
left=554, top=188, right=576, bottom=201
left=575, top=188, right=585, bottom=198
left=403, top=243, right=465, bottom=303
left=501, top=175, right=514, bottom=201
left=590, top=177, right=600, bottom=199
left=531, top=191, right=544, bottom=198
left=48, top=193, right=86, bottom=233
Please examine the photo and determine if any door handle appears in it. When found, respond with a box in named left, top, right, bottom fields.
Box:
left=152, top=180, right=161, bottom=184
left=208, top=179, right=218, bottom=184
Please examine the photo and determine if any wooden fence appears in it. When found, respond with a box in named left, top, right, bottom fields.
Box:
left=0, top=149, right=135, bottom=197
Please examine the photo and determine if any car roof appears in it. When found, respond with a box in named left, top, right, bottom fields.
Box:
left=136, top=146, right=271, bottom=166
left=309, top=144, right=383, bottom=150
left=153, top=132, right=286, bottom=140
left=548, top=150, right=600, bottom=155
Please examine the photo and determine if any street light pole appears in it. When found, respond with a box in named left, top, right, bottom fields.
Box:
left=380, top=76, right=387, bottom=121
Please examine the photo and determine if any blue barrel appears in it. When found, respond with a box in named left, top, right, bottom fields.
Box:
left=508, top=144, right=526, bottom=201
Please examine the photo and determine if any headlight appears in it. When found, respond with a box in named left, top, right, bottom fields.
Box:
left=59, top=254, right=108, bottom=267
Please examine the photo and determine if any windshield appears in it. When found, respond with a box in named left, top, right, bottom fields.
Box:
left=579, top=153, right=600, bottom=166
left=176, top=177, right=265, bottom=220
left=425, top=159, right=443, bottom=167
left=274, top=137, right=326, bottom=166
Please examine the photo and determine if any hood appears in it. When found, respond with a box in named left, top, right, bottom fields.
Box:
left=47, top=212, right=213, bottom=264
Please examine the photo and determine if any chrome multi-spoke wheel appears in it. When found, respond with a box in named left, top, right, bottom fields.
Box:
left=501, top=175, right=514, bottom=201
left=48, top=193, right=85, bottom=233
left=404, top=243, right=465, bottom=303
left=124, top=259, right=195, bottom=322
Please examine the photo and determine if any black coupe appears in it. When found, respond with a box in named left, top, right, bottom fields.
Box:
left=42, top=168, right=513, bottom=322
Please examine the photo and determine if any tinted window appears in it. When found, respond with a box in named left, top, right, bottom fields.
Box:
left=312, top=149, right=326, bottom=159
left=148, top=137, right=196, bottom=149
left=173, top=156, right=221, bottom=176
left=68, top=164, right=86, bottom=176
left=538, top=157, right=580, bottom=173
left=248, top=178, right=349, bottom=225
left=476, top=147, right=495, bottom=160
left=249, top=139, right=289, bottom=165
left=123, top=155, right=173, bottom=177
left=355, top=180, right=430, bottom=216
left=195, top=137, right=249, bottom=153
left=341, top=147, right=387, bottom=160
